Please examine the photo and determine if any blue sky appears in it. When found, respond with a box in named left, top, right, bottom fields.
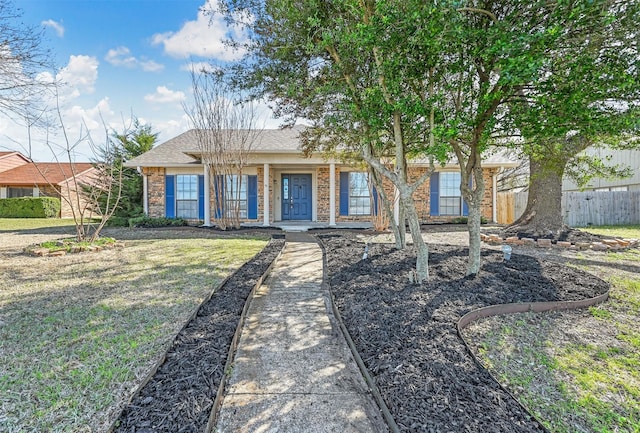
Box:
left=1, top=0, right=279, bottom=161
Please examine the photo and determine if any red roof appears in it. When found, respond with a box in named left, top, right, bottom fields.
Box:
left=0, top=162, right=95, bottom=186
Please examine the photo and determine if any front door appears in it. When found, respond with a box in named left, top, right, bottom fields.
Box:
left=281, top=174, right=312, bottom=220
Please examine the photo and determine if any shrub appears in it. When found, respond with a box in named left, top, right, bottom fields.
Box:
left=451, top=216, right=489, bottom=224
left=128, top=216, right=187, bottom=228
left=105, top=216, right=130, bottom=227
left=0, top=197, right=61, bottom=218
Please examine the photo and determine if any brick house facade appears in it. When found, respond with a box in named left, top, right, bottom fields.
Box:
left=127, top=128, right=517, bottom=226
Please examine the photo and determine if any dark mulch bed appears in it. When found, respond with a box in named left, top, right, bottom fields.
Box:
left=113, top=238, right=284, bottom=433
left=319, top=233, right=608, bottom=433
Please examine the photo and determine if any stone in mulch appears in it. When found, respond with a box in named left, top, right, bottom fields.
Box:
left=112, top=238, right=284, bottom=433
left=319, top=233, right=608, bottom=433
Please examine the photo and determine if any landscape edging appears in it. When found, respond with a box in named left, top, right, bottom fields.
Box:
left=456, top=289, right=610, bottom=433
left=317, top=236, right=401, bottom=433
left=106, top=237, right=284, bottom=433
left=204, top=238, right=285, bottom=433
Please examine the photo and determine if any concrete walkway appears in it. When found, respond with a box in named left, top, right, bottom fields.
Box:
left=215, top=233, right=388, bottom=433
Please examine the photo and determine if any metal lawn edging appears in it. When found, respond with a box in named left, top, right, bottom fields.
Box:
left=317, top=237, right=401, bottom=433
left=457, top=290, right=611, bottom=433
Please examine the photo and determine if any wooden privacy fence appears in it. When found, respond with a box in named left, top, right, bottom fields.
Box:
left=497, top=191, right=640, bottom=226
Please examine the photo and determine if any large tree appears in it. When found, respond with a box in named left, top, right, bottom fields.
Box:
left=219, top=0, right=639, bottom=278
left=220, top=0, right=451, bottom=281
left=506, top=0, right=640, bottom=236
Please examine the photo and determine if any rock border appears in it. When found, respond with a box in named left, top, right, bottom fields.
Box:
left=25, top=240, right=125, bottom=257
left=480, top=233, right=639, bottom=251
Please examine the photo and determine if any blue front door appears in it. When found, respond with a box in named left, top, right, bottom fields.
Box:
left=282, top=174, right=312, bottom=220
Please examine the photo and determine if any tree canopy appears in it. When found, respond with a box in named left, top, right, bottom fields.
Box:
left=218, top=0, right=640, bottom=277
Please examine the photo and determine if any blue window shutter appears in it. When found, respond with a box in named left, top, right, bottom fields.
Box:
left=248, top=175, right=258, bottom=219
left=339, top=172, right=349, bottom=216
left=198, top=175, right=205, bottom=219
left=213, top=175, right=224, bottom=218
left=165, top=175, right=175, bottom=218
left=430, top=173, right=439, bottom=216
left=372, top=185, right=378, bottom=216
left=462, top=176, right=472, bottom=216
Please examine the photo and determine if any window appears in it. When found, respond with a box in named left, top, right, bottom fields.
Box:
left=349, top=172, right=371, bottom=215
left=176, top=175, right=198, bottom=219
left=7, top=187, right=35, bottom=198
left=439, top=172, right=462, bottom=216
left=225, top=174, right=248, bottom=219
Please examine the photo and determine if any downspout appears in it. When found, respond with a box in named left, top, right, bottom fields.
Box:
left=137, top=167, right=148, bottom=216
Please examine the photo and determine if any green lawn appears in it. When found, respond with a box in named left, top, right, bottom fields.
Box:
left=468, top=225, right=640, bottom=433
left=580, top=225, right=640, bottom=240
left=0, top=230, right=268, bottom=432
left=0, top=218, right=82, bottom=231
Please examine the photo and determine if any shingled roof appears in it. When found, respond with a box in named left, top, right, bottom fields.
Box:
left=126, top=126, right=305, bottom=167
left=0, top=162, right=95, bottom=186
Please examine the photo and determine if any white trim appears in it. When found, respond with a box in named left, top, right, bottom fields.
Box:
left=263, top=163, right=270, bottom=226
left=203, top=165, right=211, bottom=226
left=142, top=173, right=148, bottom=216
left=492, top=169, right=499, bottom=223
left=329, top=163, right=336, bottom=226
left=0, top=187, right=6, bottom=199
left=32, top=187, right=39, bottom=198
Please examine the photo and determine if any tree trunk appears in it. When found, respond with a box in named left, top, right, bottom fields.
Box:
left=507, top=155, right=568, bottom=237
left=396, top=200, right=406, bottom=250
left=463, top=169, right=484, bottom=276
left=399, top=188, right=428, bottom=282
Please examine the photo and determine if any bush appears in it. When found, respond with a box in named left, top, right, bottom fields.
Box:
left=451, top=216, right=489, bottom=224
left=128, top=216, right=187, bottom=228
left=0, top=197, right=61, bottom=218
left=105, top=216, right=130, bottom=227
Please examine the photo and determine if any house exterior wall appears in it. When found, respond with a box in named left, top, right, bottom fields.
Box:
left=562, top=148, right=640, bottom=192
left=141, top=164, right=497, bottom=224
left=145, top=167, right=166, bottom=218
left=0, top=154, right=29, bottom=173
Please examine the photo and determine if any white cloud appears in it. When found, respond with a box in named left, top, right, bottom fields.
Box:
left=42, top=19, right=64, bottom=37
left=57, top=55, right=99, bottom=97
left=144, top=86, right=186, bottom=104
left=105, top=46, right=164, bottom=72
left=151, top=0, right=247, bottom=61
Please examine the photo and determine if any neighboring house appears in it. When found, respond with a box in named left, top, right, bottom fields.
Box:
left=125, top=127, right=518, bottom=226
left=562, top=148, right=640, bottom=192
left=0, top=151, right=95, bottom=218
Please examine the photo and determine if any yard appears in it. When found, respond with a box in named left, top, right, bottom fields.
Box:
left=0, top=220, right=268, bottom=432
left=1, top=219, right=638, bottom=432
left=463, top=226, right=640, bottom=433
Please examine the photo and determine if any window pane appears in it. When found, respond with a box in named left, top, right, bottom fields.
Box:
left=348, top=172, right=371, bottom=215
left=440, top=172, right=461, bottom=197
left=224, top=174, right=248, bottom=218
left=7, top=187, right=34, bottom=198
left=175, top=175, right=198, bottom=218
left=439, top=197, right=461, bottom=216
left=176, top=175, right=197, bottom=200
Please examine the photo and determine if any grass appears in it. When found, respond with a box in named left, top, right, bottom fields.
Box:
left=0, top=218, right=81, bottom=231
left=465, top=232, right=640, bottom=433
left=579, top=225, right=640, bottom=240
left=0, top=230, right=268, bottom=432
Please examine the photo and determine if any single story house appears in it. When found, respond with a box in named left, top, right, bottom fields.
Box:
left=0, top=151, right=95, bottom=217
left=125, top=127, right=518, bottom=227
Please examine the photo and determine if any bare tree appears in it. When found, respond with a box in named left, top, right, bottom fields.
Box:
left=184, top=68, right=262, bottom=229
left=0, top=0, right=52, bottom=121
left=29, top=89, right=123, bottom=242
